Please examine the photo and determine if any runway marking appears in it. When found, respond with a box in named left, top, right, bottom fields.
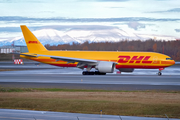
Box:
left=0, top=111, right=87, bottom=119
left=0, top=116, right=40, bottom=120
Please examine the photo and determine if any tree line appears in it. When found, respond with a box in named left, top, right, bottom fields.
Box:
left=44, top=39, right=180, bottom=61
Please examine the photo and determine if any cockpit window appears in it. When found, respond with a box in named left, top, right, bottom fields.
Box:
left=166, top=58, right=172, bottom=60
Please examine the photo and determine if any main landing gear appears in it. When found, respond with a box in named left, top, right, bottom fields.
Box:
left=82, top=71, right=106, bottom=75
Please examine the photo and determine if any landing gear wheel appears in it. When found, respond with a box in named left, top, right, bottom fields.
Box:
left=82, top=71, right=86, bottom=75
left=158, top=72, right=162, bottom=76
left=94, top=71, right=106, bottom=75
left=82, top=71, right=106, bottom=75
left=82, top=71, right=95, bottom=75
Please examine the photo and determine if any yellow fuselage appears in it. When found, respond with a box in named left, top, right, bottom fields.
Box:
left=21, top=50, right=175, bottom=69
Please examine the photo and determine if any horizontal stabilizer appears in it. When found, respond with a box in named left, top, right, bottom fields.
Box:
left=11, top=52, right=37, bottom=57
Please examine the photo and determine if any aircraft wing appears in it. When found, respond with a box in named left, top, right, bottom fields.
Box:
left=35, top=54, right=99, bottom=69
left=36, top=54, right=98, bottom=69
left=36, top=54, right=97, bottom=63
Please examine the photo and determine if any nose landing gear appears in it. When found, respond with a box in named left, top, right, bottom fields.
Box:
left=158, top=71, right=162, bottom=76
left=158, top=68, right=164, bottom=76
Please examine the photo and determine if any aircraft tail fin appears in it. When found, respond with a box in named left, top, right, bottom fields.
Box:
left=20, top=25, right=48, bottom=53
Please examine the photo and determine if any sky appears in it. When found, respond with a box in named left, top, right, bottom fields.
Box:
left=0, top=0, right=180, bottom=42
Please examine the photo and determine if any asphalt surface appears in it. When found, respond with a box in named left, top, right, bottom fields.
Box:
left=0, top=62, right=180, bottom=90
left=0, top=109, right=179, bottom=120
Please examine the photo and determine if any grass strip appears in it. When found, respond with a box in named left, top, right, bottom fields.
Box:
left=0, top=87, right=180, bottom=93
left=0, top=97, right=179, bottom=118
left=0, top=90, right=180, bottom=118
left=0, top=69, right=20, bottom=72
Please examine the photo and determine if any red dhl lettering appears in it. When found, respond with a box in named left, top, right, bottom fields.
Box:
left=27, top=41, right=39, bottom=44
left=142, top=56, right=152, bottom=63
left=118, top=56, right=152, bottom=64
left=118, top=56, right=130, bottom=63
left=129, top=56, right=144, bottom=63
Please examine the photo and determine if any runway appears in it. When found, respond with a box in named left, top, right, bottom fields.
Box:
left=0, top=62, right=180, bottom=90
left=1, top=109, right=179, bottom=120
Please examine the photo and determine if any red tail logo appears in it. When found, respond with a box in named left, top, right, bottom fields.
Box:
left=27, top=41, right=39, bottom=44
left=118, top=56, right=152, bottom=64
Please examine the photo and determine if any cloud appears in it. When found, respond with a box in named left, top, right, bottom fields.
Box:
left=0, top=27, right=21, bottom=32
left=167, top=8, right=180, bottom=12
left=150, top=8, right=180, bottom=13
left=96, top=0, right=129, bottom=2
left=0, top=25, right=117, bottom=33
left=156, top=0, right=172, bottom=1
left=0, top=0, right=44, bottom=3
left=175, top=29, right=180, bottom=32
left=108, top=7, right=124, bottom=9
left=0, top=16, right=180, bottom=23
left=127, top=22, right=145, bottom=30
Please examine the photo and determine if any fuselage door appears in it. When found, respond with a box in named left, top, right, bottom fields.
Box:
left=153, top=56, right=158, bottom=64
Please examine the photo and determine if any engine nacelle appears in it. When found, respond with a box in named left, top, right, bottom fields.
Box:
left=95, top=61, right=115, bottom=73
left=118, top=68, right=134, bottom=72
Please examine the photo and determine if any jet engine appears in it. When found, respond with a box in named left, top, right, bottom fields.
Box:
left=95, top=61, right=115, bottom=73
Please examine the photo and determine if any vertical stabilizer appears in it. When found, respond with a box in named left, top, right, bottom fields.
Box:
left=20, top=25, right=47, bottom=53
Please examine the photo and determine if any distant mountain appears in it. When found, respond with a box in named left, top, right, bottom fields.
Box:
left=0, top=28, right=177, bottom=46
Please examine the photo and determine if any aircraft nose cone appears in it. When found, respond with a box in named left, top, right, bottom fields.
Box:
left=172, top=60, right=175, bottom=65
left=169, top=60, right=175, bottom=66
left=161, top=60, right=175, bottom=65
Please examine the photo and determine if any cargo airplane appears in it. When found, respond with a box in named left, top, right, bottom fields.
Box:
left=19, top=25, right=175, bottom=75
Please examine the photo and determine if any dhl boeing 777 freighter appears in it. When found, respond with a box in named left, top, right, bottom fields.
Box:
left=19, top=25, right=175, bottom=75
